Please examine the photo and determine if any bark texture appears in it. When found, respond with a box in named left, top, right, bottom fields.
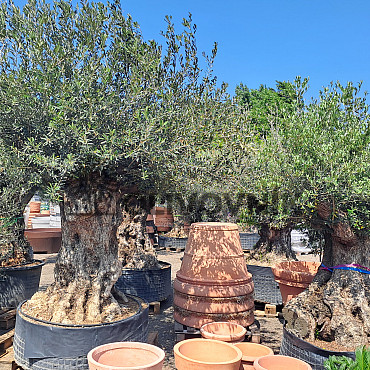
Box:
left=25, top=174, right=130, bottom=325
left=118, top=194, right=158, bottom=269
left=283, top=204, right=370, bottom=348
left=253, top=223, right=296, bottom=259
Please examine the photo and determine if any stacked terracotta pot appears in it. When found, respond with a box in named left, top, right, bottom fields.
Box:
left=151, top=207, right=174, bottom=232
left=173, top=222, right=255, bottom=328
left=27, top=201, right=41, bottom=228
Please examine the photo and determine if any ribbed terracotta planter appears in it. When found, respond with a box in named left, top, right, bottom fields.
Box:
left=174, top=338, right=242, bottom=370
left=253, top=355, right=312, bottom=370
left=200, top=322, right=246, bottom=343
left=271, top=261, right=320, bottom=304
left=233, top=343, right=273, bottom=370
left=173, top=222, right=254, bottom=329
left=88, top=342, right=165, bottom=370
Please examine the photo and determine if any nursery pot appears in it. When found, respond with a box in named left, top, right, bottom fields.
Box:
left=87, top=342, right=165, bottom=370
left=174, top=338, right=242, bottom=370
left=24, top=228, right=62, bottom=253
left=0, top=260, right=44, bottom=309
left=173, top=222, right=254, bottom=328
left=271, top=261, right=320, bottom=304
left=14, top=295, right=148, bottom=370
left=253, top=354, right=312, bottom=370
left=280, top=325, right=355, bottom=370
left=200, top=322, right=247, bottom=343
left=115, top=261, right=171, bottom=303
left=233, top=343, right=273, bottom=370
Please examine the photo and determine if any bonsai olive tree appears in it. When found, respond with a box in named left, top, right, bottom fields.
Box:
left=234, top=78, right=308, bottom=258
left=0, top=0, right=241, bottom=324
left=244, top=81, right=370, bottom=348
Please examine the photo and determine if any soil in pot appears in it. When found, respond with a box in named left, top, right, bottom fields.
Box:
left=88, top=342, right=165, bottom=370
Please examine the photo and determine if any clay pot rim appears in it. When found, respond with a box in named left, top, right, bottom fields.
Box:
left=176, top=273, right=253, bottom=286
left=253, top=354, right=312, bottom=370
left=272, top=262, right=320, bottom=284
left=190, top=222, right=239, bottom=231
left=233, top=342, right=274, bottom=362
left=87, top=341, right=165, bottom=369
left=174, top=338, right=243, bottom=365
left=200, top=321, right=247, bottom=341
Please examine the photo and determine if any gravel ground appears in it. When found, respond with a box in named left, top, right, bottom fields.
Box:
left=35, top=249, right=320, bottom=369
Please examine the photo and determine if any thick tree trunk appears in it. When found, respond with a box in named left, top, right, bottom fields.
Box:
left=117, top=194, right=158, bottom=269
left=253, top=223, right=296, bottom=259
left=283, top=204, right=370, bottom=348
left=25, top=174, right=131, bottom=325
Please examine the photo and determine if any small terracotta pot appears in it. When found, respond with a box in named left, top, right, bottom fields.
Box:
left=200, top=322, right=247, bottom=343
left=271, top=261, right=320, bottom=304
left=174, top=338, right=242, bottom=369
left=87, top=341, right=165, bottom=370
left=253, top=355, right=312, bottom=370
left=233, top=343, right=273, bottom=370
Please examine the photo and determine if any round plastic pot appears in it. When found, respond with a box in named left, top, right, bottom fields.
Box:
left=115, top=261, right=171, bottom=303
left=200, top=322, right=246, bottom=343
left=174, top=338, right=242, bottom=370
left=0, top=260, right=44, bottom=309
left=87, top=342, right=165, bottom=370
left=271, top=261, right=320, bottom=304
left=13, top=295, right=148, bottom=370
left=254, top=354, right=312, bottom=370
left=280, top=326, right=355, bottom=370
left=233, top=343, right=273, bottom=370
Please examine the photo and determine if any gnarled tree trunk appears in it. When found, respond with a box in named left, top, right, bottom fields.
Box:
left=117, top=194, right=158, bottom=269
left=25, top=174, right=131, bottom=325
left=283, top=204, right=370, bottom=348
left=253, top=223, right=296, bottom=259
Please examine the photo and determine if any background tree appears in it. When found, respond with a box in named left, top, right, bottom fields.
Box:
left=0, top=0, right=242, bottom=324
left=234, top=78, right=308, bottom=258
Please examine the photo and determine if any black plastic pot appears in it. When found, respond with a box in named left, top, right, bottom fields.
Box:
left=280, top=325, right=355, bottom=370
left=0, top=260, right=45, bottom=309
left=247, top=264, right=283, bottom=305
left=115, top=261, right=171, bottom=303
left=13, top=295, right=148, bottom=370
left=158, top=236, right=188, bottom=250
left=239, top=233, right=260, bottom=250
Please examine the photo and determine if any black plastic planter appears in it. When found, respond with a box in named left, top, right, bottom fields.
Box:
left=239, top=233, right=260, bottom=250
left=247, top=264, right=283, bottom=305
left=0, top=260, right=45, bottom=309
left=280, top=325, right=355, bottom=370
left=13, top=295, right=148, bottom=370
left=115, top=261, right=171, bottom=303
left=158, top=236, right=188, bottom=250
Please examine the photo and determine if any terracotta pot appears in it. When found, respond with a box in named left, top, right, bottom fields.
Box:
left=233, top=343, right=273, bottom=370
left=174, top=338, right=242, bottom=369
left=200, top=322, right=247, bottom=343
left=253, top=355, right=312, bottom=370
left=24, top=228, right=62, bottom=253
left=174, top=222, right=254, bottom=328
left=29, top=201, right=41, bottom=213
left=152, top=207, right=174, bottom=232
left=88, top=342, right=165, bottom=370
left=271, top=261, right=320, bottom=304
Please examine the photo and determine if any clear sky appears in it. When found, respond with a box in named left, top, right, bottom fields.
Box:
left=14, top=0, right=370, bottom=100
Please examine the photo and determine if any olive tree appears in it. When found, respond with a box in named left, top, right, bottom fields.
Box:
left=242, top=81, right=370, bottom=348
left=0, top=0, right=241, bottom=324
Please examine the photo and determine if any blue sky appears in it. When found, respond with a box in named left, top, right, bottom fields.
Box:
left=15, top=0, right=370, bottom=100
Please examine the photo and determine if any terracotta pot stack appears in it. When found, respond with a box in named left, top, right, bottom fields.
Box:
left=173, top=222, right=255, bottom=329
left=151, top=207, right=174, bottom=232
left=27, top=201, right=41, bottom=228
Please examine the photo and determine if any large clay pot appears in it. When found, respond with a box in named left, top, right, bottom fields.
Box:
left=253, top=354, right=312, bottom=370
left=200, top=322, right=246, bottom=343
left=87, top=342, right=165, bottom=370
left=24, top=228, right=62, bottom=253
left=174, top=338, right=242, bottom=369
left=271, top=261, right=320, bottom=304
left=233, top=343, right=273, bottom=370
left=173, top=222, right=254, bottom=328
